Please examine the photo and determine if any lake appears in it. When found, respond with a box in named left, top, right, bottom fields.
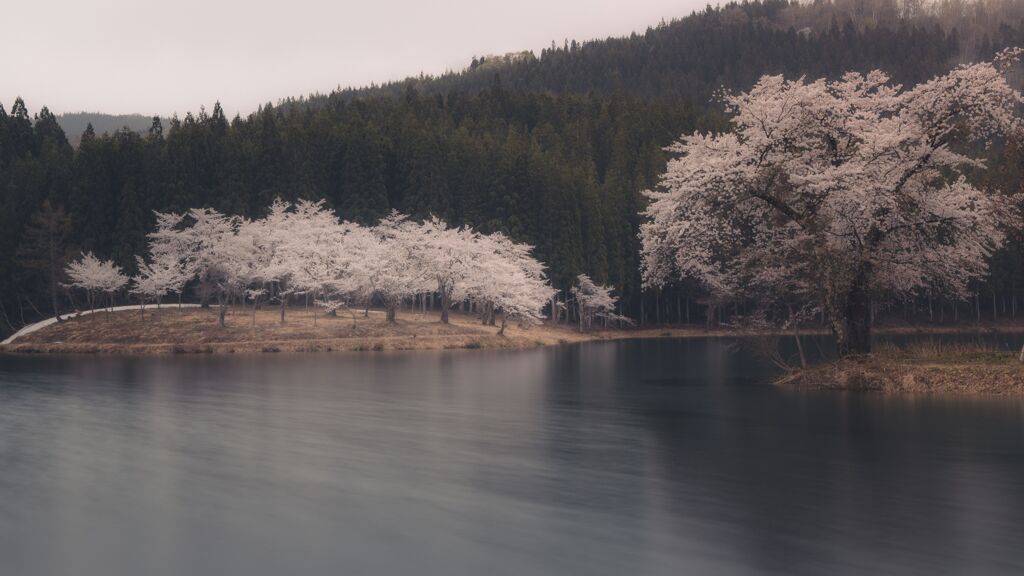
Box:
left=1, top=337, right=1023, bottom=575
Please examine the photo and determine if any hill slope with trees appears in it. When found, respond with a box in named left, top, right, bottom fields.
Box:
left=3, top=0, right=1024, bottom=337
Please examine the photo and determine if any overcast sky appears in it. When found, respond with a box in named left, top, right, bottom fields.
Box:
left=4, top=0, right=710, bottom=117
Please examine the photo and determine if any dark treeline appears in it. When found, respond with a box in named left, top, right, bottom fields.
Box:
left=3, top=0, right=1024, bottom=336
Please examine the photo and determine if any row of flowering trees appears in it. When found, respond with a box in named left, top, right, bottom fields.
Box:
left=64, top=200, right=563, bottom=333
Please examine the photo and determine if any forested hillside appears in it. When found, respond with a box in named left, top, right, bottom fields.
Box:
left=3, top=0, right=1024, bottom=335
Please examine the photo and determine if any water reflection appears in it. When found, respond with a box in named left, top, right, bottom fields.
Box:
left=0, top=338, right=1022, bottom=575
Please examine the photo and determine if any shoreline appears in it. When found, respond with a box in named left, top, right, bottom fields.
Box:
left=1, top=306, right=1022, bottom=356
left=4, top=308, right=1022, bottom=395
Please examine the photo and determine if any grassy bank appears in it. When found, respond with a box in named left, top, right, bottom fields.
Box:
left=2, top=306, right=1023, bottom=361
left=777, top=341, right=1024, bottom=395
left=0, top=307, right=606, bottom=354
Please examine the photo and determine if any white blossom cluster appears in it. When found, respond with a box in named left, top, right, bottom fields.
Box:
left=69, top=199, right=555, bottom=329
left=62, top=252, right=129, bottom=311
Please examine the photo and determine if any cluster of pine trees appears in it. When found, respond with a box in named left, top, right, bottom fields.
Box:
left=3, top=0, right=1024, bottom=336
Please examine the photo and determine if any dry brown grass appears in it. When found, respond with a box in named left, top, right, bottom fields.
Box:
left=4, top=305, right=1023, bottom=360
left=778, top=341, right=1024, bottom=395
left=0, top=306, right=604, bottom=354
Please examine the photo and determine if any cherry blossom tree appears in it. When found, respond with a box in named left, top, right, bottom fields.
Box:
left=466, top=232, right=554, bottom=334
left=130, top=253, right=187, bottom=316
left=641, top=50, right=1024, bottom=356
left=259, top=198, right=302, bottom=323
left=169, top=208, right=251, bottom=327
left=365, top=213, right=430, bottom=323
left=404, top=216, right=479, bottom=324
left=147, top=211, right=197, bottom=308
left=571, top=274, right=626, bottom=332
left=64, top=252, right=128, bottom=313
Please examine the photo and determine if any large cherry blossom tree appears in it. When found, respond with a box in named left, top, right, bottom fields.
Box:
left=641, top=50, right=1024, bottom=356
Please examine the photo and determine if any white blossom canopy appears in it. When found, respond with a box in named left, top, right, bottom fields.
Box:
left=641, top=51, right=1024, bottom=313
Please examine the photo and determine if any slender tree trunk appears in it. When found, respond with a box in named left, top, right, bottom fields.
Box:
left=49, top=257, right=60, bottom=322
left=498, top=315, right=507, bottom=336
left=440, top=286, right=451, bottom=324
left=639, top=293, right=645, bottom=328
left=280, top=295, right=287, bottom=324
left=0, top=299, right=15, bottom=333
left=16, top=293, right=26, bottom=326
left=218, top=294, right=227, bottom=328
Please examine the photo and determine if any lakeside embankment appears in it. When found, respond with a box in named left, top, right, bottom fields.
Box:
left=0, top=307, right=593, bottom=354
left=3, top=307, right=1022, bottom=394
left=6, top=306, right=1024, bottom=355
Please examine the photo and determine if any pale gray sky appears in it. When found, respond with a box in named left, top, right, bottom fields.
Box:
left=4, top=0, right=709, bottom=117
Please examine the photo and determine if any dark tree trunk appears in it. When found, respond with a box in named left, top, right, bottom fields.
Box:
left=386, top=305, right=397, bottom=323
left=639, top=294, right=645, bottom=328
left=832, top=273, right=872, bottom=357
left=440, top=287, right=451, bottom=324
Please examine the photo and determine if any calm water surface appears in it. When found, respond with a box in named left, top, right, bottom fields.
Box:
left=1, top=338, right=1023, bottom=575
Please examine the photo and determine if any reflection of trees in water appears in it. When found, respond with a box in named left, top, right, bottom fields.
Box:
left=622, top=338, right=1024, bottom=573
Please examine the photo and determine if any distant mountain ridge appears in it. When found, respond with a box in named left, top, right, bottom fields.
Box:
left=55, top=112, right=163, bottom=146
left=52, top=0, right=1024, bottom=141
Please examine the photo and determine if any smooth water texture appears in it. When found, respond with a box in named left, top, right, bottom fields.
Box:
left=1, top=338, right=1023, bottom=576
